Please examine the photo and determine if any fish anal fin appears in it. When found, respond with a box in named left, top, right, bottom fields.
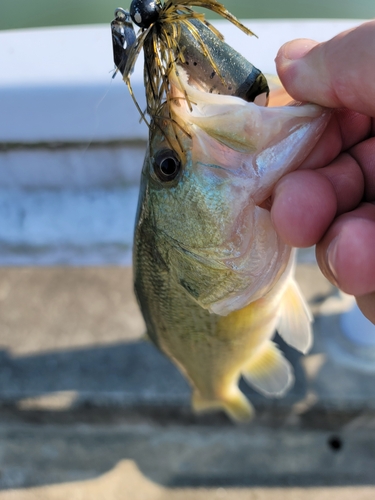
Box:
left=243, top=341, right=294, bottom=397
left=277, top=279, right=313, bottom=354
left=192, top=387, right=254, bottom=423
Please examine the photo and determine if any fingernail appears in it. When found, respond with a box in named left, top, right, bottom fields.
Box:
left=281, top=39, right=318, bottom=61
left=326, top=236, right=340, bottom=286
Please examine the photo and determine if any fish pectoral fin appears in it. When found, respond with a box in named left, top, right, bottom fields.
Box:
left=242, top=341, right=294, bottom=397
left=192, top=388, right=254, bottom=423
left=277, top=279, right=313, bottom=354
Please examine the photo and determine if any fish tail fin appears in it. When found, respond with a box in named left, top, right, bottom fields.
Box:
left=277, top=279, right=313, bottom=354
left=242, top=340, right=294, bottom=397
left=192, top=388, right=254, bottom=423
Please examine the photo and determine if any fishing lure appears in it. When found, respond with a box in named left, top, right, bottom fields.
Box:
left=111, top=0, right=270, bottom=124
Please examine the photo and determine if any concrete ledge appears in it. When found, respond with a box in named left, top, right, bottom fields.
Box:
left=1, top=423, right=375, bottom=491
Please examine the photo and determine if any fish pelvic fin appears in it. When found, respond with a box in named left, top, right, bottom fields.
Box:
left=192, top=387, right=254, bottom=423
left=277, top=279, right=313, bottom=354
left=242, top=341, right=294, bottom=397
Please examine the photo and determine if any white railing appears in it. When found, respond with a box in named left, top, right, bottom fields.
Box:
left=0, top=20, right=363, bottom=265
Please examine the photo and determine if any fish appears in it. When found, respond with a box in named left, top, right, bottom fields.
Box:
left=112, top=1, right=330, bottom=421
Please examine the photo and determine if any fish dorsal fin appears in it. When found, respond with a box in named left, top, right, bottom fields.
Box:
left=277, top=279, right=313, bottom=354
left=242, top=341, right=294, bottom=397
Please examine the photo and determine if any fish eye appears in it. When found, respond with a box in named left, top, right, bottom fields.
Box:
left=153, top=149, right=181, bottom=182
left=130, top=0, right=162, bottom=28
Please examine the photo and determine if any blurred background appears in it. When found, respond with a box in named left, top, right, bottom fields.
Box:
left=1, top=1, right=375, bottom=499
left=0, top=0, right=374, bottom=30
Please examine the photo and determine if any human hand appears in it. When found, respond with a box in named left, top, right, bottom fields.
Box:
left=272, top=20, right=375, bottom=323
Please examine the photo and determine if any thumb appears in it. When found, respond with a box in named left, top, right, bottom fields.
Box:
left=275, top=20, right=375, bottom=116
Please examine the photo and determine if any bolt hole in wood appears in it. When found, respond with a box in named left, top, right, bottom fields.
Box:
left=328, top=435, right=343, bottom=452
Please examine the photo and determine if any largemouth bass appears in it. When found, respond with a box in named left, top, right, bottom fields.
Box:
left=112, top=1, right=330, bottom=421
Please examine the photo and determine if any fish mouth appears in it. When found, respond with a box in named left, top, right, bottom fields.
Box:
left=168, top=66, right=329, bottom=204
